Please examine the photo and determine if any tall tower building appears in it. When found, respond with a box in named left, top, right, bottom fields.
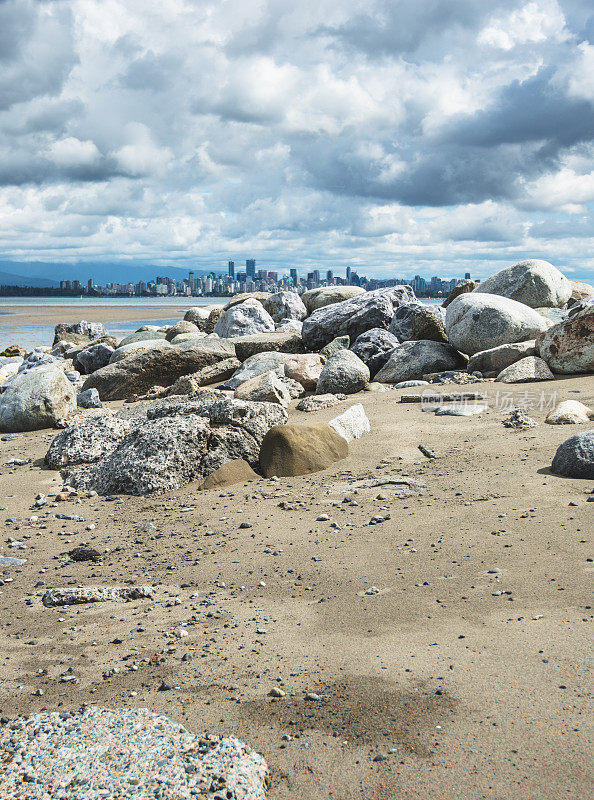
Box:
left=290, top=268, right=298, bottom=285
left=246, top=259, right=256, bottom=280
left=228, top=261, right=235, bottom=279
left=346, top=266, right=352, bottom=284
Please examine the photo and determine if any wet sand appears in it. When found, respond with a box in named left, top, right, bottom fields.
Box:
left=0, top=302, right=210, bottom=327
left=0, top=377, right=592, bottom=799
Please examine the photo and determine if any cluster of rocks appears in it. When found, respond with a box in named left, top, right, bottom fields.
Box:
left=1, top=258, right=592, bottom=489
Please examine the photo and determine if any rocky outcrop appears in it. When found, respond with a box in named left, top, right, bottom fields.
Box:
left=546, top=400, right=594, bottom=425
left=260, top=422, right=348, bottom=477
left=0, top=365, right=76, bottom=432
left=316, top=350, right=370, bottom=395
left=82, top=339, right=236, bottom=400
left=350, top=328, right=399, bottom=378
left=445, top=293, right=550, bottom=356
left=232, top=331, right=305, bottom=361
left=302, top=287, right=415, bottom=350
left=214, top=299, right=276, bottom=338
left=301, top=285, right=365, bottom=313
left=473, top=259, right=571, bottom=308
left=551, top=430, right=594, bottom=478
left=262, top=291, right=307, bottom=322
left=536, top=305, right=594, bottom=374
left=284, top=354, right=325, bottom=390
left=467, top=340, right=537, bottom=376
left=496, top=356, right=554, bottom=383
left=375, top=341, right=466, bottom=384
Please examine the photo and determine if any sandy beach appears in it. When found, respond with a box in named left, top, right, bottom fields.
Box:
left=0, top=377, right=592, bottom=800
left=0, top=302, right=207, bottom=328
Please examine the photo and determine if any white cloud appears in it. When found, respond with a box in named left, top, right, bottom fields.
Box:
left=48, top=137, right=101, bottom=167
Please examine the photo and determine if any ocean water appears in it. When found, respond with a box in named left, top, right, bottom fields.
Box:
left=0, top=297, right=223, bottom=351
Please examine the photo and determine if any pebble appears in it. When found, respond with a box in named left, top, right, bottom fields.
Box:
left=304, top=692, right=320, bottom=701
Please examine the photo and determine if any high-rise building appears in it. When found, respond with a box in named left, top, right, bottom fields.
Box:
left=246, top=259, right=256, bottom=279
left=228, top=261, right=235, bottom=278
left=464, top=272, right=471, bottom=280
left=312, top=269, right=320, bottom=284
left=290, top=268, right=298, bottom=285
left=346, top=266, right=352, bottom=284
left=87, top=278, right=94, bottom=291
left=326, top=270, right=334, bottom=283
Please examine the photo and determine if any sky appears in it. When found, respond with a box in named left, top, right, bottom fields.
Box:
left=1, top=0, right=594, bottom=283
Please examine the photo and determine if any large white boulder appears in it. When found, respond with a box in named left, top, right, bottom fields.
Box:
left=473, top=259, right=571, bottom=308
left=445, top=293, right=550, bottom=356
left=263, top=291, right=307, bottom=322
left=0, top=365, right=76, bottom=432
left=214, top=299, right=275, bottom=338
left=328, top=404, right=370, bottom=442
left=301, top=285, right=365, bottom=313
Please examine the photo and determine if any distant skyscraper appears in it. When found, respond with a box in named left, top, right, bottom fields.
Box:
left=87, top=278, right=94, bottom=291
left=464, top=272, right=471, bottom=280
left=326, top=270, right=334, bottom=283
left=312, top=269, right=320, bottom=284
left=346, top=266, right=352, bottom=284
left=290, top=268, right=298, bottom=285
left=246, top=259, right=256, bottom=279
left=228, top=261, right=235, bottom=278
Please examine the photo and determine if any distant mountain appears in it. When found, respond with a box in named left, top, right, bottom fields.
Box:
left=0, top=261, right=223, bottom=286
left=0, top=270, right=58, bottom=288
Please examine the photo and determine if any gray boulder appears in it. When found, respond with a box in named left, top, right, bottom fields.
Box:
left=165, top=358, right=240, bottom=394
left=184, top=305, right=224, bottom=333
left=0, top=365, right=76, bottom=432
left=224, top=292, right=271, bottom=309
left=301, top=285, right=365, bottom=313
left=350, top=328, right=400, bottom=378
left=76, top=388, right=102, bottom=408
left=536, top=304, right=594, bottom=374
left=388, top=301, right=425, bottom=341
left=445, top=293, right=550, bottom=356
left=263, top=291, right=307, bottom=322
left=375, top=341, right=467, bottom=384
left=118, top=330, right=167, bottom=347
left=232, top=331, right=305, bottom=361
left=82, top=339, right=236, bottom=400
left=551, top=430, right=594, bottom=478
left=496, top=356, right=554, bottom=383
left=473, top=259, right=571, bottom=308
left=442, top=278, right=479, bottom=308
left=275, top=318, right=303, bottom=333
left=302, top=286, right=415, bottom=350
left=411, top=306, right=448, bottom=342
left=214, top=299, right=276, bottom=338
left=223, top=351, right=294, bottom=390
left=234, top=370, right=292, bottom=406
left=109, top=339, right=172, bottom=363
left=46, top=414, right=132, bottom=468
left=316, top=350, right=370, bottom=395
left=73, top=343, right=115, bottom=374
left=165, top=319, right=201, bottom=341
left=320, top=335, right=350, bottom=358
left=467, top=340, right=537, bottom=376
left=53, top=320, right=108, bottom=345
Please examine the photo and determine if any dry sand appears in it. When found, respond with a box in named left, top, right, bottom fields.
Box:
left=0, top=301, right=208, bottom=327
left=0, top=378, right=592, bottom=799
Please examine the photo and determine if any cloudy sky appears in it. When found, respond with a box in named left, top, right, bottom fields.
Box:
left=1, top=0, right=594, bottom=282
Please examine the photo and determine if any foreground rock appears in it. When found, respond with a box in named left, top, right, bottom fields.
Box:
left=284, top=353, right=325, bottom=389
left=496, top=356, right=554, bottom=383
left=262, top=291, right=307, bottom=322
left=546, top=401, right=594, bottom=425
left=42, top=586, right=153, bottom=606
left=536, top=305, right=594, bottom=374
left=551, top=430, right=594, bottom=478
left=375, top=341, right=466, bottom=384
left=82, top=339, right=236, bottom=400
left=0, top=708, right=269, bottom=800
left=301, top=285, right=365, bottom=313
left=302, top=287, right=415, bottom=350
left=328, top=404, right=370, bottom=442
left=473, top=259, right=571, bottom=308
left=0, top=365, right=76, bottom=432
left=442, top=278, right=479, bottom=307
left=46, top=414, right=132, bottom=468
left=165, top=319, right=202, bottom=341
left=232, top=331, right=305, bottom=361
left=569, top=280, right=594, bottom=303
left=316, top=350, right=370, bottom=395
left=224, top=352, right=293, bottom=391
left=56, top=398, right=287, bottom=495
left=53, top=320, right=108, bottom=345
left=73, top=342, right=115, bottom=374
left=389, top=302, right=445, bottom=342
left=200, top=459, right=260, bottom=489
left=214, top=299, right=275, bottom=338
left=166, top=358, right=241, bottom=394
left=234, top=370, right=291, bottom=406
left=296, top=393, right=345, bottom=412
left=350, top=328, right=399, bottom=377
left=260, top=422, right=348, bottom=477
left=467, top=340, right=537, bottom=376
left=445, top=293, right=550, bottom=355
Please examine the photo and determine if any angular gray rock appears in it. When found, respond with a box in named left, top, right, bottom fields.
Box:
left=411, top=306, right=448, bottom=342
left=165, top=319, right=201, bottom=341
left=262, top=291, right=307, bottom=322
left=536, top=305, right=594, bottom=374
left=350, top=328, right=400, bottom=377
left=302, top=286, right=416, bottom=350
left=496, top=356, right=554, bottom=383
left=73, top=343, right=115, bottom=374
left=184, top=305, right=224, bottom=333
left=284, top=353, right=325, bottom=390
left=109, top=339, right=172, bottom=363
left=467, top=340, right=538, bottom=375
left=224, top=351, right=293, bottom=390
left=214, top=299, right=275, bottom=338
left=82, top=339, right=236, bottom=400
left=275, top=318, right=303, bottom=333
left=42, top=586, right=153, bottom=606
left=320, top=335, right=350, bottom=358
left=53, top=320, right=108, bottom=345
left=224, top=291, right=271, bottom=309
left=473, top=259, right=571, bottom=308
left=0, top=365, right=76, bottom=432
left=388, top=301, right=425, bottom=341
left=442, top=278, right=479, bottom=308
left=45, top=414, right=133, bottom=468
left=328, top=404, right=370, bottom=442
left=375, top=341, right=466, bottom=384
left=234, top=370, right=291, bottom=406
left=445, top=293, right=550, bottom=356
left=166, top=358, right=240, bottom=394
left=316, top=350, right=370, bottom=395
left=118, top=330, right=167, bottom=347
left=551, top=430, right=594, bottom=478
left=301, top=285, right=365, bottom=313
left=0, top=708, right=269, bottom=800
left=296, top=393, right=345, bottom=412
left=76, top=387, right=102, bottom=409
left=232, top=331, right=306, bottom=361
